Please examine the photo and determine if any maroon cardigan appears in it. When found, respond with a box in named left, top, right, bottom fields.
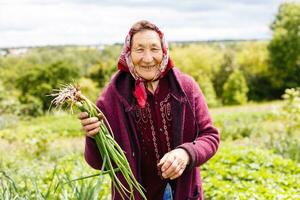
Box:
left=84, top=68, right=220, bottom=200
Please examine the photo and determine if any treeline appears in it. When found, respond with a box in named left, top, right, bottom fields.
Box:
left=0, top=45, right=121, bottom=116
left=0, top=2, right=299, bottom=116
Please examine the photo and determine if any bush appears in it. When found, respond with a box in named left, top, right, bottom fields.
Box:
left=281, top=88, right=300, bottom=133
left=18, top=94, right=44, bottom=116
left=213, top=50, right=236, bottom=98
left=198, top=75, right=219, bottom=107
left=16, top=60, right=80, bottom=115
left=235, top=42, right=273, bottom=101
left=87, top=61, right=116, bottom=88
left=171, top=44, right=224, bottom=81
left=202, top=144, right=300, bottom=199
left=78, top=77, right=101, bottom=103
left=213, top=111, right=263, bottom=141
left=265, top=133, right=300, bottom=163
left=0, top=83, right=21, bottom=116
left=222, top=70, right=249, bottom=105
left=262, top=88, right=300, bottom=162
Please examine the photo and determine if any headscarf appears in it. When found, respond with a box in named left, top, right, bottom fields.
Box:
left=117, top=21, right=174, bottom=108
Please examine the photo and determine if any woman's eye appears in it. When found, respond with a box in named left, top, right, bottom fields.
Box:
left=151, top=48, right=160, bottom=52
left=135, top=49, right=143, bottom=53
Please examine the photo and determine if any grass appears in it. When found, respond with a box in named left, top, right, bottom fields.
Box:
left=0, top=112, right=81, bottom=142
left=0, top=153, right=111, bottom=200
left=0, top=100, right=299, bottom=199
left=210, top=100, right=283, bottom=115
left=202, top=143, right=300, bottom=200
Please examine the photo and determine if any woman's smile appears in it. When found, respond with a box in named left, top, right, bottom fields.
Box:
left=140, top=65, right=157, bottom=70
left=130, top=30, right=163, bottom=81
left=136, top=64, right=160, bottom=80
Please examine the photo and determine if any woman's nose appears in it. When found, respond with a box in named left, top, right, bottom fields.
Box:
left=142, top=51, right=154, bottom=63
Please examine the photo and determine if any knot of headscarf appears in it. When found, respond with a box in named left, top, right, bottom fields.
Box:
left=117, top=22, right=174, bottom=108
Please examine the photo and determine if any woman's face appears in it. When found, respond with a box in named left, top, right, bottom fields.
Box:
left=130, top=30, right=163, bottom=81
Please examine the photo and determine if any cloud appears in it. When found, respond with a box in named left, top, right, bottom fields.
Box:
left=0, top=0, right=287, bottom=47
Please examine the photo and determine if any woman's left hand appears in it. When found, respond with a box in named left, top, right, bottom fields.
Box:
left=157, top=148, right=190, bottom=180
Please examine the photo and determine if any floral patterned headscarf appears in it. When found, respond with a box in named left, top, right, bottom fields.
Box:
left=117, top=21, right=174, bottom=108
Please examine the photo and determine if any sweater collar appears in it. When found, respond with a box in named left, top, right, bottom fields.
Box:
left=110, top=68, right=187, bottom=112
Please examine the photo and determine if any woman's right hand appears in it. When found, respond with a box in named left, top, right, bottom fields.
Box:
left=78, top=112, right=101, bottom=138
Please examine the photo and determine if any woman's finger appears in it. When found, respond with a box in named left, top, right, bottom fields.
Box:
left=78, top=112, right=89, bottom=119
left=160, top=154, right=175, bottom=173
left=81, top=117, right=99, bottom=126
left=157, top=152, right=169, bottom=167
left=167, top=163, right=182, bottom=179
left=161, top=157, right=178, bottom=179
left=87, top=127, right=100, bottom=138
left=83, top=121, right=101, bottom=132
left=170, top=166, right=186, bottom=180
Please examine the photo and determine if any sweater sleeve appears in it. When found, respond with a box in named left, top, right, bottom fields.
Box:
left=178, top=79, right=220, bottom=168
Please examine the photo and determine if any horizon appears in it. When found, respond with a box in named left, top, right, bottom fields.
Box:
left=0, top=38, right=270, bottom=49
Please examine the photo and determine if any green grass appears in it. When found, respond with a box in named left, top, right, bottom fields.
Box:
left=0, top=100, right=299, bottom=199
left=202, top=143, right=300, bottom=200
left=0, top=112, right=81, bottom=142
left=0, top=153, right=111, bottom=200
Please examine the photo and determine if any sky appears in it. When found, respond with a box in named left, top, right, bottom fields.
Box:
left=0, top=0, right=296, bottom=48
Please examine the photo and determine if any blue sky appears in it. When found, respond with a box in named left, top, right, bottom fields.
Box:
left=0, top=0, right=294, bottom=47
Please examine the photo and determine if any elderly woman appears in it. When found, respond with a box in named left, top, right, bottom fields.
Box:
left=79, top=20, right=219, bottom=200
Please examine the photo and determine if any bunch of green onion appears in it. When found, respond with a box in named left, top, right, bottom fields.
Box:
left=50, top=84, right=146, bottom=200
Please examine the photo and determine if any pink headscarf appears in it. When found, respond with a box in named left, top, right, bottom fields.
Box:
left=117, top=21, right=174, bottom=108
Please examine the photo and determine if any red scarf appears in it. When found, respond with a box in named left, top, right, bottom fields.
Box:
left=117, top=24, right=174, bottom=108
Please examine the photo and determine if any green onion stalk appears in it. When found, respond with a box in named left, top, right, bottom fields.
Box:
left=49, top=84, right=146, bottom=200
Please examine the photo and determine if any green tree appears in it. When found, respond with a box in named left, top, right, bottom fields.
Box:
left=197, top=75, right=219, bottom=107
left=87, top=45, right=120, bottom=88
left=0, top=80, right=21, bottom=115
left=222, top=70, right=249, bottom=105
left=171, top=44, right=223, bottom=81
left=16, top=60, right=80, bottom=115
left=78, top=77, right=101, bottom=103
left=236, top=42, right=274, bottom=101
left=87, top=60, right=116, bottom=88
left=213, top=51, right=237, bottom=98
left=268, top=2, right=300, bottom=96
